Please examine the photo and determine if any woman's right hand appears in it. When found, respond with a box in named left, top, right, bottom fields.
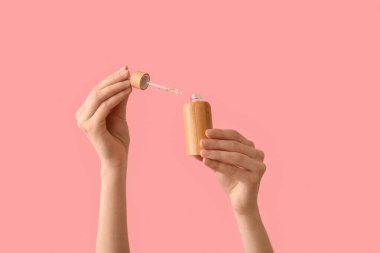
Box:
left=200, top=129, right=266, bottom=216
left=75, top=66, right=133, bottom=171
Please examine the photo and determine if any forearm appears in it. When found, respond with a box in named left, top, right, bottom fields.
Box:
left=233, top=207, right=273, bottom=253
left=96, top=165, right=129, bottom=253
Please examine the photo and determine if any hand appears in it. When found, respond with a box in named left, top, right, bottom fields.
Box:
left=75, top=66, right=132, bottom=171
left=200, top=129, right=266, bottom=215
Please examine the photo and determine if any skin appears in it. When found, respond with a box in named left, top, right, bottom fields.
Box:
left=200, top=129, right=273, bottom=253
left=75, top=66, right=274, bottom=253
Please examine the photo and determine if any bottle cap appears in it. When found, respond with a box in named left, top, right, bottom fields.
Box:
left=130, top=71, right=150, bottom=90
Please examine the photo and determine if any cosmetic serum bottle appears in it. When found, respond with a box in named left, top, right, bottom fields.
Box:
left=183, top=93, right=213, bottom=157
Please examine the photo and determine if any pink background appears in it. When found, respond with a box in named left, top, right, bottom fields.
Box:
left=0, top=0, right=379, bottom=252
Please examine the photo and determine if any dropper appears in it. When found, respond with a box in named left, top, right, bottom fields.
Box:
left=147, top=81, right=183, bottom=95
left=130, top=71, right=182, bottom=95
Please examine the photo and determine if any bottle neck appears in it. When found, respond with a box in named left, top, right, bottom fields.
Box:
left=191, top=93, right=204, bottom=102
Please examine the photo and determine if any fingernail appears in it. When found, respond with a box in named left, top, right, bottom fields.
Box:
left=124, top=80, right=131, bottom=87
left=200, top=139, right=206, bottom=146
left=119, top=69, right=128, bottom=77
left=120, top=65, right=128, bottom=71
left=205, top=129, right=212, bottom=136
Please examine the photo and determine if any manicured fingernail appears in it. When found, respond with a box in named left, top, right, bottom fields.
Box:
left=200, top=139, right=206, bottom=146
left=205, top=129, right=212, bottom=136
left=120, top=65, right=128, bottom=71
left=120, top=69, right=128, bottom=77
left=200, top=149, right=208, bottom=157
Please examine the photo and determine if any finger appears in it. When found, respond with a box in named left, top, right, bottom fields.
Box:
left=76, top=91, right=94, bottom=119
left=193, top=155, right=203, bottom=161
left=203, top=158, right=250, bottom=183
left=97, top=66, right=130, bottom=89
left=92, top=88, right=132, bottom=123
left=110, top=86, right=133, bottom=120
left=200, top=149, right=265, bottom=172
left=201, top=139, right=264, bottom=160
left=205, top=129, right=254, bottom=147
left=75, top=105, right=84, bottom=120
left=81, top=80, right=131, bottom=121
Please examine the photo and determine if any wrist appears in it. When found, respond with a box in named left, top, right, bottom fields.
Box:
left=232, top=199, right=259, bottom=216
left=100, top=162, right=127, bottom=180
left=233, top=205, right=262, bottom=223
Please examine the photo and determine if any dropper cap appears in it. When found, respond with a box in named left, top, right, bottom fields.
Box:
left=130, top=70, right=183, bottom=95
left=130, top=71, right=150, bottom=90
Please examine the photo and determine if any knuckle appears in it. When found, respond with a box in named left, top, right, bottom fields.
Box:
left=92, top=84, right=100, bottom=94
left=77, top=120, right=99, bottom=135
left=101, top=99, right=110, bottom=109
left=209, top=150, right=217, bottom=159
left=113, top=72, right=123, bottom=81
left=232, top=130, right=240, bottom=139
left=85, top=121, right=98, bottom=134
left=93, top=89, right=101, bottom=100
left=260, top=150, right=265, bottom=160
left=260, top=163, right=267, bottom=174
left=77, top=120, right=87, bottom=132
left=213, top=140, right=221, bottom=149
left=234, top=153, right=245, bottom=164
left=102, top=101, right=113, bottom=115
left=255, top=149, right=265, bottom=160
left=208, top=159, right=219, bottom=170
left=230, top=128, right=238, bottom=134
left=76, top=119, right=82, bottom=129
left=202, top=139, right=210, bottom=148
left=75, top=110, right=80, bottom=120
left=232, top=141, right=239, bottom=151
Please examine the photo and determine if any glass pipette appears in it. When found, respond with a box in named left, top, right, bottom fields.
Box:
left=147, top=81, right=183, bottom=95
